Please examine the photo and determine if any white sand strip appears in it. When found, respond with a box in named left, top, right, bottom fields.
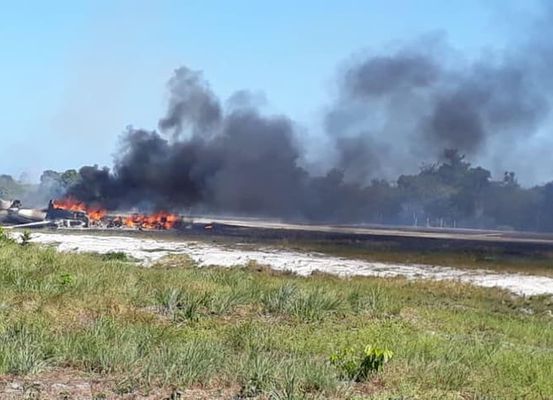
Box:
left=29, top=232, right=553, bottom=297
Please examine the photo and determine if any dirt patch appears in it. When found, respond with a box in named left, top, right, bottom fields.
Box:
left=0, top=369, right=237, bottom=399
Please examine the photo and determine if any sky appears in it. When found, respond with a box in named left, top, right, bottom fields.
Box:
left=0, top=0, right=542, bottom=182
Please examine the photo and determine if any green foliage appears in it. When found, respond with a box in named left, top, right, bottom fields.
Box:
left=206, top=288, right=248, bottom=315
left=60, top=169, right=80, bottom=188
left=0, top=226, right=15, bottom=244
left=240, top=352, right=277, bottom=397
left=262, top=283, right=343, bottom=321
left=155, top=288, right=208, bottom=322
left=347, top=285, right=400, bottom=316
left=0, top=322, right=50, bottom=375
left=267, top=365, right=299, bottom=400
left=40, top=169, right=81, bottom=190
left=262, top=283, right=298, bottom=314
left=146, top=339, right=225, bottom=386
left=330, top=345, right=394, bottom=381
left=58, top=273, right=74, bottom=287
left=19, top=230, right=32, bottom=246
left=101, top=251, right=128, bottom=261
left=289, top=288, right=343, bottom=321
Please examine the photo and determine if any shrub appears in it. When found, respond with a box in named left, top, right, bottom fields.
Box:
left=101, top=252, right=128, bottom=261
left=58, top=273, right=74, bottom=287
left=329, top=345, right=393, bottom=382
left=19, top=230, right=32, bottom=246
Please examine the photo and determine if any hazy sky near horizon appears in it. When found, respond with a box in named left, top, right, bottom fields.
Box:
left=0, top=0, right=542, bottom=182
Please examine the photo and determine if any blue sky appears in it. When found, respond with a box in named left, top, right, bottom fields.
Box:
left=0, top=0, right=540, bottom=181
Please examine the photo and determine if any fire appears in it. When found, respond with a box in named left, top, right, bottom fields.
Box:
left=52, top=198, right=179, bottom=230
left=123, top=211, right=179, bottom=230
left=52, top=197, right=107, bottom=222
left=87, top=207, right=107, bottom=221
left=52, top=197, right=87, bottom=213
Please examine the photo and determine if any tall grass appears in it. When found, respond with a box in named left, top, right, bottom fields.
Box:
left=0, top=321, right=51, bottom=374
left=262, top=284, right=344, bottom=321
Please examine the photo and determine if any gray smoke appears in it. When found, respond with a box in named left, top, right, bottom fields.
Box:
left=158, top=66, right=222, bottom=139
left=328, top=7, right=553, bottom=183
left=67, top=3, right=553, bottom=221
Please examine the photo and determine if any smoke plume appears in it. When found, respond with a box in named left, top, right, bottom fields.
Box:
left=327, top=28, right=553, bottom=182
left=67, top=4, right=553, bottom=225
left=68, top=67, right=310, bottom=217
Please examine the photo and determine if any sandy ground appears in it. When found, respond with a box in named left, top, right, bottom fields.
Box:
left=28, top=232, right=553, bottom=297
left=0, top=368, right=235, bottom=399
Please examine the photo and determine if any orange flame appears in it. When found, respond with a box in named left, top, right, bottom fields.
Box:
left=53, top=198, right=179, bottom=229
left=123, top=211, right=179, bottom=230
left=53, top=197, right=107, bottom=222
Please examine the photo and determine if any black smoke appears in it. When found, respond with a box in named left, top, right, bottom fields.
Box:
left=66, top=4, right=553, bottom=227
left=158, top=67, right=222, bottom=139
left=68, top=67, right=310, bottom=217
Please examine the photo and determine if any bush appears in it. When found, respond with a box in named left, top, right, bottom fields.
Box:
left=19, top=230, right=32, bottom=246
left=101, top=252, right=128, bottom=261
left=329, top=345, right=393, bottom=382
left=58, top=273, right=74, bottom=287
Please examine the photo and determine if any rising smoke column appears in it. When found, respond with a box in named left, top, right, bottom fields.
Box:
left=68, top=3, right=553, bottom=220
left=68, top=67, right=310, bottom=217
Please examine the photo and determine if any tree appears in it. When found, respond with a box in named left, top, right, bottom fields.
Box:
left=39, top=170, right=62, bottom=187
left=61, top=169, right=80, bottom=188
left=0, top=175, right=24, bottom=199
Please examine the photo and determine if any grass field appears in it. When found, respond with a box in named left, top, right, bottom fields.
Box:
left=0, top=233, right=552, bottom=399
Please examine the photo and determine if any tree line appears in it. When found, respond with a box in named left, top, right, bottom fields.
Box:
left=2, top=150, right=553, bottom=232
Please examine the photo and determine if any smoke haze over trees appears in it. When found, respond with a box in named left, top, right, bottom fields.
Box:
left=3, top=3, right=553, bottom=232
left=3, top=148, right=553, bottom=232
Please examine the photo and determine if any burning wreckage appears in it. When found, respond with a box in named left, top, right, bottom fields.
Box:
left=0, top=198, right=184, bottom=230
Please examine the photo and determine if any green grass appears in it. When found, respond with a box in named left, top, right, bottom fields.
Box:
left=0, top=239, right=551, bottom=399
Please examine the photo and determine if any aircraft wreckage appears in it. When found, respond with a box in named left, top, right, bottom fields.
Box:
left=0, top=198, right=89, bottom=228
left=0, top=198, right=184, bottom=230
